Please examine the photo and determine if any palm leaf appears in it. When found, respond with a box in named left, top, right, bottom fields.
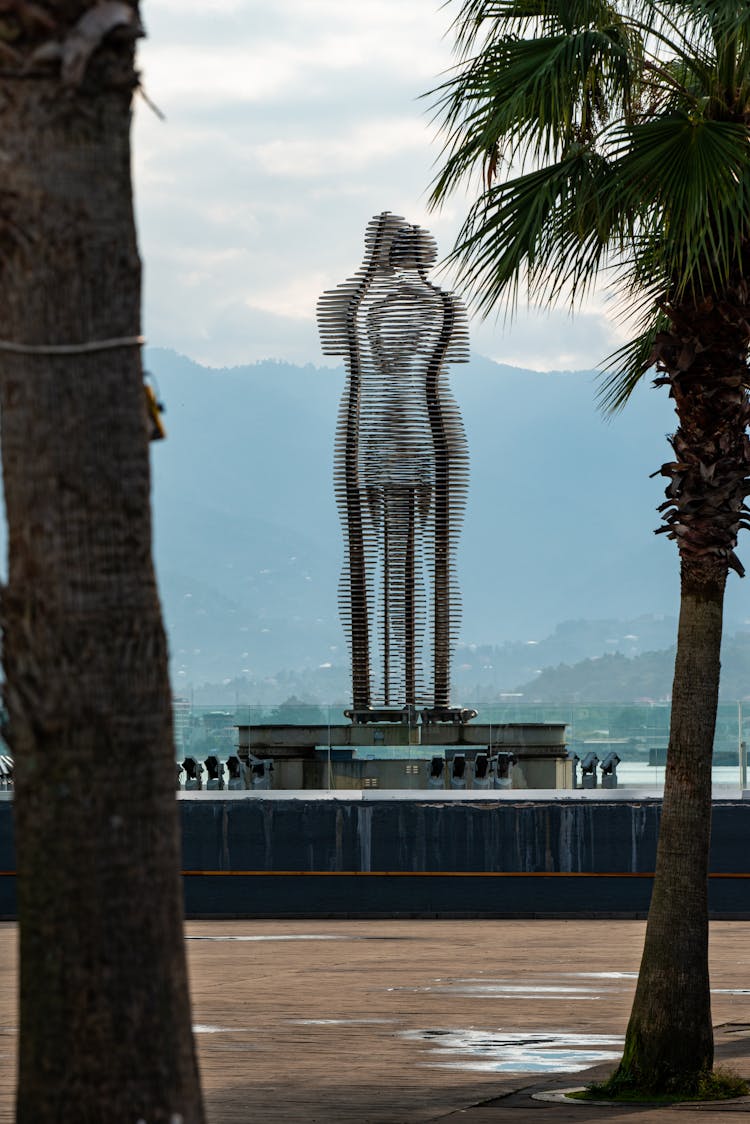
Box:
left=430, top=0, right=750, bottom=421
left=428, top=25, right=635, bottom=203
left=444, top=145, right=616, bottom=313
left=606, top=115, right=750, bottom=295
left=597, top=308, right=669, bottom=412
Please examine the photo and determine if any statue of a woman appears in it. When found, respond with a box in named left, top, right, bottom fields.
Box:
left=317, top=213, right=469, bottom=715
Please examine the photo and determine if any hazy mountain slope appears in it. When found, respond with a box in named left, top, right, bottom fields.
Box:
left=514, top=628, right=750, bottom=703
left=450, top=613, right=680, bottom=697
left=147, top=351, right=343, bottom=684
left=145, top=348, right=750, bottom=685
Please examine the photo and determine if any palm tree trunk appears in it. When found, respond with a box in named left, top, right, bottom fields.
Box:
left=609, top=292, right=750, bottom=1095
left=614, top=559, right=722, bottom=1092
left=0, top=8, right=204, bottom=1122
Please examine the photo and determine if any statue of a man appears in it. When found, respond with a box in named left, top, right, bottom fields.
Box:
left=318, top=212, right=469, bottom=714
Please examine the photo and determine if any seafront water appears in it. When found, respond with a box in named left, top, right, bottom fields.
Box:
left=615, top=761, right=743, bottom=787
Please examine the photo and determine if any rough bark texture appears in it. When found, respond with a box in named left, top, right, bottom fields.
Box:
left=0, top=5, right=204, bottom=1121
left=610, top=291, right=750, bottom=1094
left=651, top=290, right=750, bottom=580
left=614, top=562, right=722, bottom=1092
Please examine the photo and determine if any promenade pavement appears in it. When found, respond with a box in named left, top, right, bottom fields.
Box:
left=0, top=919, right=748, bottom=1122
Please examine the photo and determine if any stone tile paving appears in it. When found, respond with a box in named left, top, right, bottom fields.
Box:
left=0, top=920, right=749, bottom=1121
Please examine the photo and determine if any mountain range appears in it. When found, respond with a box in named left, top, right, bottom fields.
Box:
left=76, top=347, right=750, bottom=699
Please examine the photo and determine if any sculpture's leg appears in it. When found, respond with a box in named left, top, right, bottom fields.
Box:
left=383, top=486, right=411, bottom=706
left=433, top=466, right=450, bottom=708
left=382, top=497, right=390, bottom=705
left=405, top=488, right=416, bottom=706
left=344, top=402, right=371, bottom=710
left=425, top=348, right=453, bottom=709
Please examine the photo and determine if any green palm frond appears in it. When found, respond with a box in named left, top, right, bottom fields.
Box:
left=449, top=0, right=630, bottom=55
left=429, top=26, right=635, bottom=203
left=430, top=0, right=750, bottom=407
left=597, top=308, right=669, bottom=412
left=607, top=115, right=750, bottom=294
left=430, top=3, right=641, bottom=167
left=682, top=0, right=750, bottom=42
left=445, top=145, right=615, bottom=313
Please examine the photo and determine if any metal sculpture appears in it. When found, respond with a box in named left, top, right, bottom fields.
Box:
left=317, top=212, right=470, bottom=718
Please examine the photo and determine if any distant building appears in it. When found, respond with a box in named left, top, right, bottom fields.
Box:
left=172, top=696, right=191, bottom=753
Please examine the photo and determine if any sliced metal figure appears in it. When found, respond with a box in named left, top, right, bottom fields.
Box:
left=317, top=212, right=469, bottom=715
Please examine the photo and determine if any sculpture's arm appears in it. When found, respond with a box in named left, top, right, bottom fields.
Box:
left=444, top=293, right=470, bottom=365
left=317, top=281, right=365, bottom=357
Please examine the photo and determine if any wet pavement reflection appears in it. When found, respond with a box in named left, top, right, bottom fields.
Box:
left=400, top=1028, right=625, bottom=1073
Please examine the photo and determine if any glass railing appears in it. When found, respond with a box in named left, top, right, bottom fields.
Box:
left=173, top=700, right=750, bottom=791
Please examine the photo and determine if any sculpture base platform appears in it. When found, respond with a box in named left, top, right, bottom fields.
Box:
left=236, top=720, right=571, bottom=789
left=344, top=706, right=478, bottom=726
left=421, top=707, right=478, bottom=725
left=344, top=707, right=417, bottom=725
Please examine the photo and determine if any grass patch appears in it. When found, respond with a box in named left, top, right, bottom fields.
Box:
left=569, top=1069, right=749, bottom=1105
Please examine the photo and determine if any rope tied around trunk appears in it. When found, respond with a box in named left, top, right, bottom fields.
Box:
left=0, top=335, right=145, bottom=356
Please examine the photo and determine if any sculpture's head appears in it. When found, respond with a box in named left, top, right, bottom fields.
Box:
left=389, top=225, right=437, bottom=272
left=362, top=213, right=438, bottom=273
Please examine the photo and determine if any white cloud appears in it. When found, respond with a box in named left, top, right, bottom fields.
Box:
left=246, top=272, right=330, bottom=322
left=139, top=1, right=447, bottom=109
left=140, top=44, right=298, bottom=105
left=471, top=308, right=626, bottom=373
left=253, top=117, right=430, bottom=178
left=133, top=1, right=621, bottom=369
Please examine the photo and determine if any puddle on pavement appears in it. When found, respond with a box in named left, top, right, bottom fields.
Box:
left=187, top=934, right=408, bottom=943
left=434, top=986, right=601, bottom=1000
left=288, top=1018, right=395, bottom=1026
left=565, top=972, right=637, bottom=980
left=186, top=934, right=353, bottom=942
left=421, top=973, right=746, bottom=1000
left=390, top=979, right=606, bottom=1000
left=401, top=1028, right=624, bottom=1074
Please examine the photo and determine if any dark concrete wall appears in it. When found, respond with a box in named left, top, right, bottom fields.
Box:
left=0, top=798, right=748, bottom=918
left=177, top=797, right=750, bottom=917
left=180, top=798, right=663, bottom=874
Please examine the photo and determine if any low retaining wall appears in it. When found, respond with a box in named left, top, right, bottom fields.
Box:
left=178, top=796, right=750, bottom=918
left=0, top=797, right=748, bottom=918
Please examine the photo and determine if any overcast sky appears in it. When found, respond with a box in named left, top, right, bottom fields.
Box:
left=133, top=0, right=625, bottom=371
